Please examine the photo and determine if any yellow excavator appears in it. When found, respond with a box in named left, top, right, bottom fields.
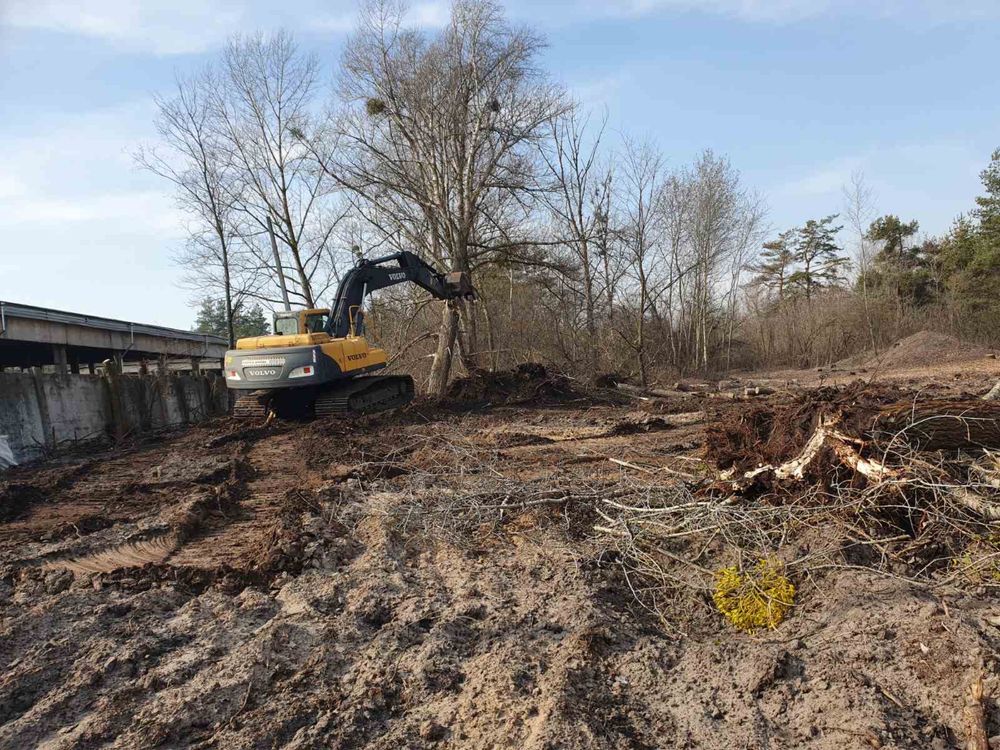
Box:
left=224, top=251, right=474, bottom=418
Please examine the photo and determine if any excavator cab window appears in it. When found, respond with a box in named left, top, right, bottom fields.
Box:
left=273, top=314, right=299, bottom=337
left=304, top=312, right=329, bottom=334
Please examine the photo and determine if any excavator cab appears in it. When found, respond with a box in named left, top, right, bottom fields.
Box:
left=273, top=309, right=330, bottom=337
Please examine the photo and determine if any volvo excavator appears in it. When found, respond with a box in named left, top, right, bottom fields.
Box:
left=224, top=251, right=474, bottom=419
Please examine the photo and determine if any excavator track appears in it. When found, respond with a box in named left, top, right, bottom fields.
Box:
left=232, top=390, right=272, bottom=419
left=231, top=376, right=415, bottom=421
left=314, top=375, right=415, bottom=417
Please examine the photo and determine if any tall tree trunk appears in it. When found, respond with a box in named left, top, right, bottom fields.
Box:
left=581, top=244, right=598, bottom=378
left=428, top=303, right=460, bottom=396
left=224, top=261, right=235, bottom=347
left=219, top=227, right=236, bottom=348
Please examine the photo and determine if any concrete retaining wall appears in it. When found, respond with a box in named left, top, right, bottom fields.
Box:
left=0, top=371, right=228, bottom=463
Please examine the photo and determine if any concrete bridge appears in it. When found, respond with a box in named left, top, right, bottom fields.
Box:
left=0, top=301, right=227, bottom=373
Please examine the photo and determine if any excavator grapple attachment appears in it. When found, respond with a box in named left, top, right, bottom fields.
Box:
left=444, top=271, right=476, bottom=300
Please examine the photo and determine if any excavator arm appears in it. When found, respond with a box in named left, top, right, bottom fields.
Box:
left=326, top=251, right=474, bottom=338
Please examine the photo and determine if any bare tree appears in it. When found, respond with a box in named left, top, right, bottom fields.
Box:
left=136, top=70, right=255, bottom=346
left=214, top=30, right=344, bottom=309
left=658, top=171, right=694, bottom=368
left=539, top=109, right=612, bottom=376
left=617, top=139, right=666, bottom=386
left=331, top=0, right=568, bottom=394
left=684, top=151, right=758, bottom=371
left=842, top=169, right=879, bottom=352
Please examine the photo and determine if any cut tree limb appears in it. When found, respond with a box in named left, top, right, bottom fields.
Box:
left=983, top=381, right=1000, bottom=402
left=963, top=674, right=989, bottom=750
left=614, top=383, right=691, bottom=399
left=725, top=409, right=1000, bottom=520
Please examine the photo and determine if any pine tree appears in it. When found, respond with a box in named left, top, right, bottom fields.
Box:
left=194, top=299, right=270, bottom=340
left=752, top=229, right=796, bottom=300
left=863, top=214, right=938, bottom=307
left=936, top=150, right=1000, bottom=332
left=867, top=215, right=920, bottom=260
left=788, top=215, right=849, bottom=299
left=974, top=148, right=1000, bottom=243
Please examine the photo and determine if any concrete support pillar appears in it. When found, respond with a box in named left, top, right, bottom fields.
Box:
left=190, top=356, right=201, bottom=374
left=87, top=361, right=96, bottom=375
left=69, top=349, right=80, bottom=375
left=103, top=357, right=126, bottom=441
left=52, top=344, right=68, bottom=374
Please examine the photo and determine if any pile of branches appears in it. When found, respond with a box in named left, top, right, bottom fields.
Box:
left=595, top=393, right=1000, bottom=626
left=444, top=362, right=582, bottom=405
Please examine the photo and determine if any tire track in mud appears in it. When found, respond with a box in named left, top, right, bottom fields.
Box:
left=29, top=465, right=246, bottom=573
left=165, top=431, right=323, bottom=574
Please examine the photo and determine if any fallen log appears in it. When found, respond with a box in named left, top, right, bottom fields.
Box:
left=963, top=675, right=989, bottom=750
left=614, top=383, right=691, bottom=399
left=729, top=415, right=896, bottom=486
left=720, top=407, right=1000, bottom=520
left=744, top=386, right=776, bottom=397
left=674, top=382, right=716, bottom=393
left=868, top=400, right=1000, bottom=450
left=982, top=381, right=1000, bottom=402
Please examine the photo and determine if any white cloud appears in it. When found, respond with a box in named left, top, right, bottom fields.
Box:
left=0, top=101, right=181, bottom=232
left=0, top=191, right=179, bottom=229
left=0, top=173, right=27, bottom=200
left=767, top=140, right=984, bottom=236
left=570, top=73, right=629, bottom=110
left=1, top=0, right=250, bottom=54
left=2, top=0, right=455, bottom=54
left=408, top=1, right=450, bottom=28
left=774, top=157, right=865, bottom=198
left=578, top=0, right=1000, bottom=24
left=0, top=102, right=189, bottom=325
left=308, top=11, right=358, bottom=33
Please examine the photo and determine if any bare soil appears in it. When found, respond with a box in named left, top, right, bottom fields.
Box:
left=2, top=362, right=999, bottom=749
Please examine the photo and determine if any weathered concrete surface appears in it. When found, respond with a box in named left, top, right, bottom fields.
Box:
left=0, top=371, right=227, bottom=462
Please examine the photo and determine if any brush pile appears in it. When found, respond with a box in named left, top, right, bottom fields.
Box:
left=444, top=362, right=581, bottom=405
left=596, top=387, right=1000, bottom=625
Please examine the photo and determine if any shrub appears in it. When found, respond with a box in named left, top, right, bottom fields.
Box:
left=712, top=558, right=795, bottom=632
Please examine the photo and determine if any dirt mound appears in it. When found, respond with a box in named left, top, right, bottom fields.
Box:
left=839, top=330, right=990, bottom=372
left=445, top=363, right=580, bottom=404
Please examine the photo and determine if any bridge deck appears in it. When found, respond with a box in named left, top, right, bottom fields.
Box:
left=0, top=301, right=227, bottom=371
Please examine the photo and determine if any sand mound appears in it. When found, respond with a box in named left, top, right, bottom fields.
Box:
left=839, top=330, right=989, bottom=371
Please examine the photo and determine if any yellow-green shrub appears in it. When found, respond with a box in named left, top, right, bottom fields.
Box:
left=713, top=559, right=795, bottom=632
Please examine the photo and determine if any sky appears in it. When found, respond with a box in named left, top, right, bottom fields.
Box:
left=1, top=0, right=998, bottom=330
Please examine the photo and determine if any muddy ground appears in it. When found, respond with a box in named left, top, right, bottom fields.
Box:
left=2, top=362, right=1000, bottom=750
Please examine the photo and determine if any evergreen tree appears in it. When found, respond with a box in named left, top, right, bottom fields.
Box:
left=867, top=215, right=919, bottom=260
left=862, top=214, right=938, bottom=307
left=752, top=229, right=796, bottom=300
left=788, top=215, right=849, bottom=299
left=974, top=148, right=1000, bottom=243
left=936, top=151, right=1000, bottom=332
left=194, top=299, right=270, bottom=340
